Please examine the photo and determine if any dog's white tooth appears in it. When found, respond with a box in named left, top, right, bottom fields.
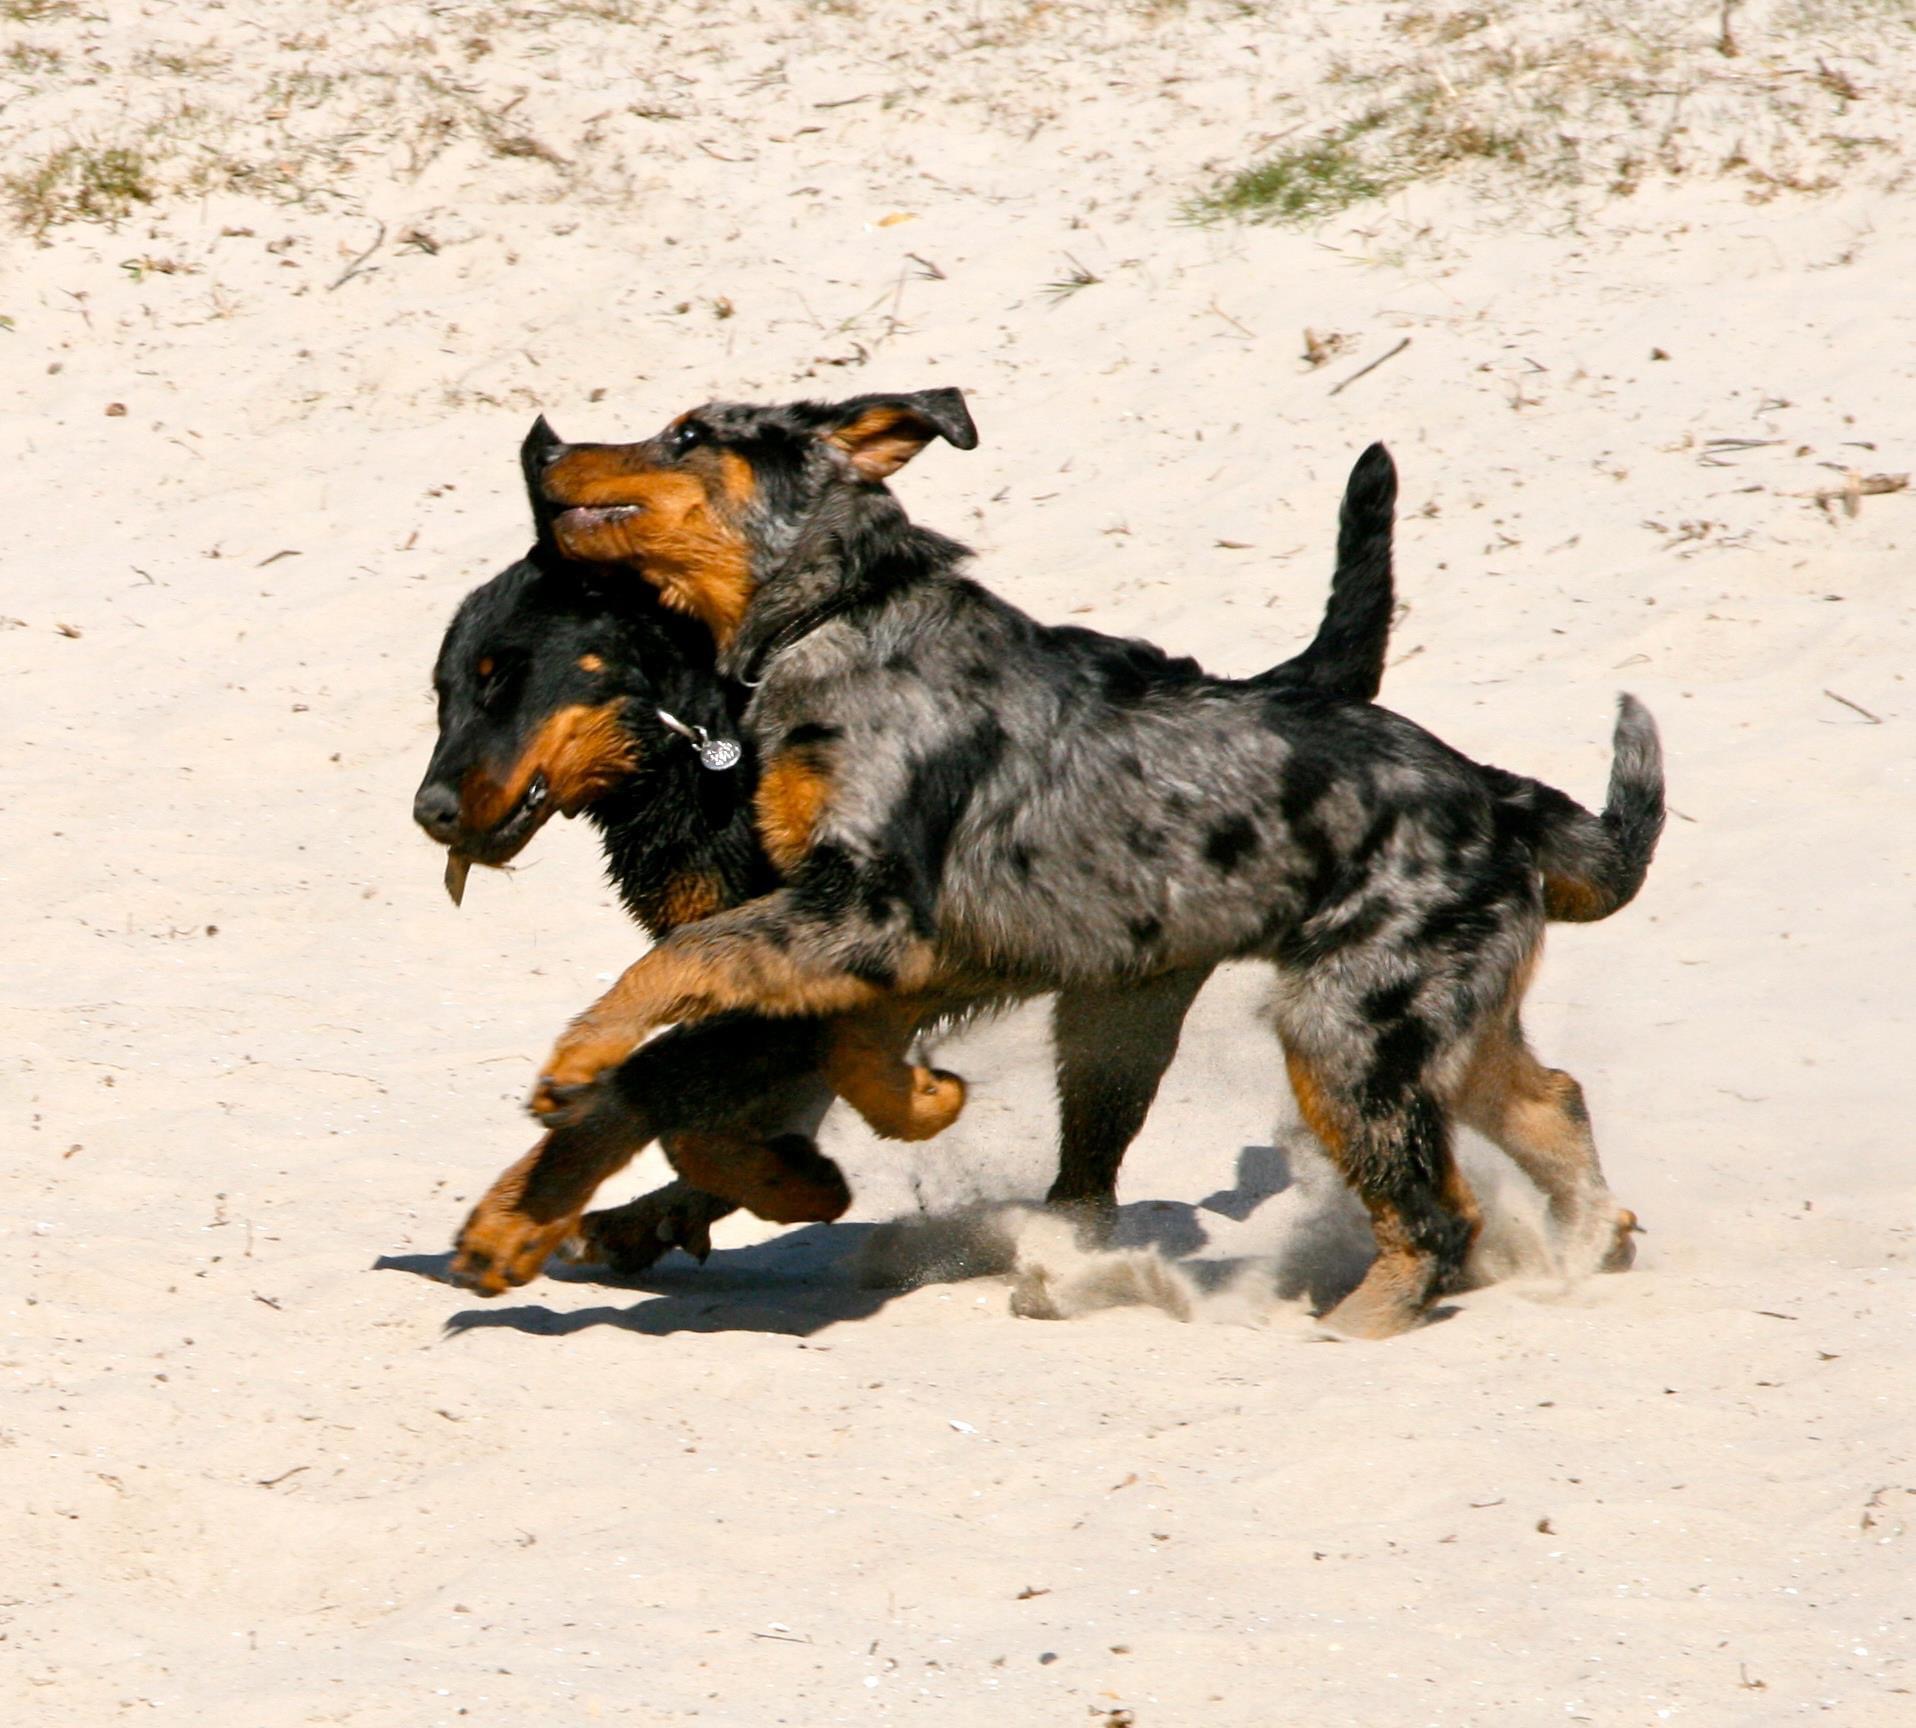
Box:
left=444, top=852, right=471, bottom=908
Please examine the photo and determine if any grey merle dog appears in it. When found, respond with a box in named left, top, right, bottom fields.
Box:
left=516, top=390, right=1663, bottom=1337
left=426, top=420, right=1400, bottom=1294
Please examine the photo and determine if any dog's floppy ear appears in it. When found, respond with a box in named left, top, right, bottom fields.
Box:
left=520, top=415, right=565, bottom=543
left=823, top=388, right=978, bottom=481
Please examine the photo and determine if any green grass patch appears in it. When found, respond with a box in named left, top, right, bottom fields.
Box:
left=1193, top=127, right=1387, bottom=225
left=7, top=144, right=154, bottom=231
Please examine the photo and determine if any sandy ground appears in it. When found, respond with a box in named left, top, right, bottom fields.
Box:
left=4, top=2, right=1914, bottom=1722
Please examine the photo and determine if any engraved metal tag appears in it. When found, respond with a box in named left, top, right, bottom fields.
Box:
left=657, top=706, right=740, bottom=772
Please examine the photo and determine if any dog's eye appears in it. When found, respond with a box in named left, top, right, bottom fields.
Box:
left=476, top=660, right=519, bottom=711
left=670, top=419, right=710, bottom=456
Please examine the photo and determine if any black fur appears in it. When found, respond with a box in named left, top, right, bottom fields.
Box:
left=527, top=399, right=1662, bottom=1335
left=420, top=423, right=1406, bottom=1286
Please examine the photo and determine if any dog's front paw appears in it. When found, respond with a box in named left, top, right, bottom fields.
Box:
left=526, top=1076, right=603, bottom=1126
left=528, top=1025, right=632, bottom=1122
left=450, top=1199, right=580, bottom=1296
left=1599, top=1207, right=1641, bottom=1273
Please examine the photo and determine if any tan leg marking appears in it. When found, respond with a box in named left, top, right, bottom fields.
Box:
left=533, top=938, right=935, bottom=1114
left=1457, top=1012, right=1637, bottom=1271
left=823, top=997, right=967, bottom=1142
left=662, top=1130, right=850, bottom=1226
left=1285, top=1047, right=1466, bottom=1340
left=452, top=1141, right=588, bottom=1296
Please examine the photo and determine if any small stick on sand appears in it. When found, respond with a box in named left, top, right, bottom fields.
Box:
left=327, top=220, right=387, bottom=292
left=1822, top=689, right=1883, bottom=725
left=1329, top=336, right=1410, bottom=397
left=1804, top=472, right=1907, bottom=516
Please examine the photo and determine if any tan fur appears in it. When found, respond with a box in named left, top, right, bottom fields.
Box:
left=655, top=869, right=726, bottom=930
left=755, top=751, right=833, bottom=873
left=453, top=1139, right=596, bottom=1296
left=459, top=700, right=636, bottom=831
left=1284, top=1046, right=1483, bottom=1339
left=1456, top=1009, right=1635, bottom=1268
left=663, top=1130, right=849, bottom=1225
left=543, top=449, right=757, bottom=645
left=1542, top=871, right=1608, bottom=921
left=533, top=938, right=938, bottom=1112
left=828, top=406, right=943, bottom=480
left=821, top=998, right=967, bottom=1142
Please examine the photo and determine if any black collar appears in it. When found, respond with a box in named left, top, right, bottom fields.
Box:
left=730, top=587, right=870, bottom=689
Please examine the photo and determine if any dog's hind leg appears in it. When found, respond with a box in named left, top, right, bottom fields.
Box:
left=1282, top=1046, right=1481, bottom=1340
left=1046, top=966, right=1212, bottom=1243
left=1456, top=1015, right=1638, bottom=1274
left=568, top=1180, right=738, bottom=1273
left=821, top=996, right=968, bottom=1143
left=659, top=1129, right=852, bottom=1225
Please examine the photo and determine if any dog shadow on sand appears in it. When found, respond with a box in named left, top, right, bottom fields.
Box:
left=379, top=1132, right=1394, bottom=1342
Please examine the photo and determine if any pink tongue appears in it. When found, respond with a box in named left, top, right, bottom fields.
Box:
left=443, top=851, right=471, bottom=908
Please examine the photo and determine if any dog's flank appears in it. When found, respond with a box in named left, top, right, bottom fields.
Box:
left=416, top=419, right=1403, bottom=1289
left=531, top=396, right=1661, bottom=1336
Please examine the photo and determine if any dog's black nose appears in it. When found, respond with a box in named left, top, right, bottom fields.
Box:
left=413, top=782, right=462, bottom=841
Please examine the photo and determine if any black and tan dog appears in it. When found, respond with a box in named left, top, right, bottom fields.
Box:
left=514, top=391, right=1663, bottom=1338
left=416, top=423, right=1400, bottom=1292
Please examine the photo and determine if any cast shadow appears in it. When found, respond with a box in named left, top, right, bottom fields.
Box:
left=380, top=1132, right=1392, bottom=1339
left=418, top=1221, right=909, bottom=1341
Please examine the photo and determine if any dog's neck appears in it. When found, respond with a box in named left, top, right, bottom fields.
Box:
left=721, top=486, right=971, bottom=684
left=585, top=613, right=771, bottom=936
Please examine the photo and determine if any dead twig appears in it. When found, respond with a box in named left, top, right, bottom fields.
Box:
left=1805, top=471, right=1907, bottom=518
left=1329, top=336, right=1410, bottom=397
left=326, top=220, right=386, bottom=292
left=1822, top=689, right=1883, bottom=725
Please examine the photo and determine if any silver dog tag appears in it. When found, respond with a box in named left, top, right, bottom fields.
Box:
left=657, top=707, right=741, bottom=772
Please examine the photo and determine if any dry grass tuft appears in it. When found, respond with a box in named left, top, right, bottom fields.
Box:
left=1192, top=0, right=1916, bottom=226
left=7, top=143, right=153, bottom=231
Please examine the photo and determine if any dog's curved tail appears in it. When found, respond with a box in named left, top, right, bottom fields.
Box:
left=1254, top=441, right=1397, bottom=702
left=1493, top=696, right=1666, bottom=922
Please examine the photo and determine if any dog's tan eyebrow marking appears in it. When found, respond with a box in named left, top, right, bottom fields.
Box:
left=578, top=653, right=606, bottom=674
left=476, top=656, right=494, bottom=679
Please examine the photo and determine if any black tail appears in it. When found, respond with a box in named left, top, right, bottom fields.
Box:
left=1493, top=696, right=1666, bottom=923
left=1254, top=441, right=1397, bottom=701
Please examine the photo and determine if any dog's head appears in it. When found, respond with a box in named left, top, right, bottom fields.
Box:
left=413, top=427, right=726, bottom=878
left=527, top=390, right=978, bottom=647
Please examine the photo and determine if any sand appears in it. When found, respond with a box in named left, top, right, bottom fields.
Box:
left=3, top=2, right=1913, bottom=1722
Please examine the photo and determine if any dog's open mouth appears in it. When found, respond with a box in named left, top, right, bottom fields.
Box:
left=554, top=504, right=639, bottom=535
left=442, top=772, right=555, bottom=900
